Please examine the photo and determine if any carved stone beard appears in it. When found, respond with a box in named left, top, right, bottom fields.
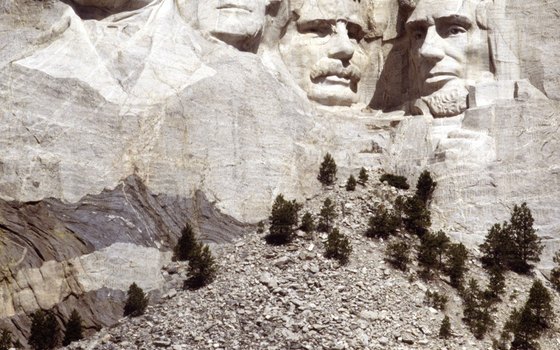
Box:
left=420, top=84, right=469, bottom=118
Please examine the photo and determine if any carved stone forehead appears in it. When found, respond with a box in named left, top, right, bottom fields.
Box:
left=407, top=0, right=480, bottom=24
left=291, top=0, right=368, bottom=29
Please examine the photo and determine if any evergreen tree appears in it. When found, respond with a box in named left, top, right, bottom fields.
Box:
left=345, top=175, right=357, bottom=191
left=418, top=230, right=449, bottom=277
left=318, top=153, right=337, bottom=186
left=415, top=170, right=437, bottom=205
left=317, top=198, right=337, bottom=233
left=358, top=167, right=369, bottom=185
left=385, top=240, right=411, bottom=272
left=485, top=268, right=506, bottom=302
left=123, top=283, right=149, bottom=317
left=62, top=309, right=83, bottom=346
left=380, top=173, right=410, bottom=190
left=266, top=194, right=302, bottom=245
left=402, top=195, right=431, bottom=236
left=185, top=243, right=218, bottom=289
left=365, top=207, right=400, bottom=239
left=445, top=243, right=468, bottom=289
left=29, top=309, right=59, bottom=350
left=508, top=203, right=543, bottom=273
left=0, top=329, right=13, bottom=350
left=324, top=227, right=352, bottom=265
left=462, top=278, right=495, bottom=339
left=439, top=316, right=452, bottom=339
left=174, top=223, right=197, bottom=261
left=300, top=212, right=315, bottom=234
left=550, top=250, right=560, bottom=292
left=480, top=222, right=512, bottom=270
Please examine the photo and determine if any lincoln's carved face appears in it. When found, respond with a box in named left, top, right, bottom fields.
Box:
left=279, top=0, right=369, bottom=106
left=406, top=0, right=492, bottom=98
left=196, top=0, right=272, bottom=50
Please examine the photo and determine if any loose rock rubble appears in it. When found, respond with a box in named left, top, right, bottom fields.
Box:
left=64, top=173, right=560, bottom=350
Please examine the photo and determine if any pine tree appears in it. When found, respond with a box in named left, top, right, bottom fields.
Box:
left=317, top=198, right=337, bottom=233
left=123, top=282, right=149, bottom=317
left=415, top=170, right=437, bottom=205
left=324, top=227, right=352, bottom=265
left=300, top=212, right=315, bottom=234
left=62, top=309, right=83, bottom=346
left=385, top=240, right=411, bottom=271
left=345, top=175, right=357, bottom=191
left=185, top=243, right=218, bottom=289
left=485, top=268, right=506, bottom=302
left=365, top=206, right=400, bottom=239
left=480, top=222, right=512, bottom=270
left=418, top=230, right=449, bottom=277
left=358, top=167, right=368, bottom=185
left=445, top=243, right=468, bottom=289
left=0, top=329, right=13, bottom=350
left=174, top=223, right=197, bottom=261
left=402, top=195, right=431, bottom=236
left=29, top=309, right=59, bottom=350
left=462, top=278, right=495, bottom=339
left=266, top=194, right=302, bottom=245
left=508, top=203, right=543, bottom=273
left=550, top=250, right=560, bottom=292
left=439, top=316, right=452, bottom=339
left=318, top=153, right=337, bottom=186
left=380, top=173, right=410, bottom=190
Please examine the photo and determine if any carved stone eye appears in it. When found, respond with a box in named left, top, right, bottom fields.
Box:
left=448, top=25, right=467, bottom=36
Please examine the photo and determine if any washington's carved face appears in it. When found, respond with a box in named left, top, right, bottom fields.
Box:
left=279, top=0, right=369, bottom=106
left=406, top=0, right=491, bottom=97
left=197, top=0, right=270, bottom=49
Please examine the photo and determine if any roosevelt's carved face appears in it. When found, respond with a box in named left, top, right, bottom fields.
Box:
left=406, top=0, right=492, bottom=98
left=279, top=0, right=369, bottom=106
left=197, top=0, right=271, bottom=50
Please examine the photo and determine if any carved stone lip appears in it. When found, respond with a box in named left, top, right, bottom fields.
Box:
left=425, top=72, right=458, bottom=84
left=216, top=4, right=253, bottom=13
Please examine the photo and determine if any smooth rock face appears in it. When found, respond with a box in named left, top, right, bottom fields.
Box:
left=0, top=0, right=559, bottom=342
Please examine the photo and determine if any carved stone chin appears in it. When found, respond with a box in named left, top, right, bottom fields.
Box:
left=421, top=86, right=469, bottom=118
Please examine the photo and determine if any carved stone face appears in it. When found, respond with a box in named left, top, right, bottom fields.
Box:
left=196, top=0, right=271, bottom=50
left=279, top=0, right=369, bottom=106
left=406, top=0, right=491, bottom=98
left=72, top=0, right=151, bottom=10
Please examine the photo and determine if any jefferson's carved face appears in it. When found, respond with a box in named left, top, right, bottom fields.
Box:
left=197, top=0, right=271, bottom=49
left=406, top=0, right=491, bottom=97
left=279, top=0, right=369, bottom=106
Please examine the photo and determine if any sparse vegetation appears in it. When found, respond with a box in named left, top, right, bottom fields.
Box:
left=123, top=283, right=149, bottom=317
left=317, top=198, right=337, bottom=233
left=0, top=329, right=13, bottom=350
left=29, top=309, right=59, bottom=350
left=345, top=175, right=356, bottom=191
left=365, top=206, right=400, bottom=239
left=380, top=173, right=410, bottom=190
left=324, top=227, right=351, bottom=265
left=174, top=223, right=197, bottom=261
left=425, top=290, right=448, bottom=311
left=415, top=170, right=437, bottom=205
left=266, top=194, right=302, bottom=245
left=439, top=316, right=452, bottom=339
left=358, top=167, right=368, bottom=185
left=385, top=240, right=411, bottom=271
left=318, top=153, right=337, bottom=186
left=300, top=212, right=315, bottom=234
left=185, top=243, right=218, bottom=289
left=62, top=309, right=83, bottom=346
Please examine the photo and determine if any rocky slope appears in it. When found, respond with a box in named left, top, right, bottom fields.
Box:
left=63, top=173, right=560, bottom=350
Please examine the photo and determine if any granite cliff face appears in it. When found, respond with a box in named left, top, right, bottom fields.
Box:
left=0, top=0, right=559, bottom=344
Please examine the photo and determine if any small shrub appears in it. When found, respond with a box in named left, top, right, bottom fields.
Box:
left=123, top=283, right=149, bottom=317
left=345, top=175, right=357, bottom=191
left=317, top=198, right=337, bottom=233
left=185, top=244, right=218, bottom=290
left=365, top=207, right=400, bottom=239
left=0, top=329, right=13, bottom=350
left=324, top=227, right=352, bottom=265
left=62, top=309, right=83, bottom=346
left=439, top=316, right=452, bottom=339
left=385, top=240, right=411, bottom=271
left=174, top=223, right=197, bottom=261
left=358, top=167, right=368, bottom=185
left=445, top=243, right=468, bottom=289
left=415, top=170, right=437, bottom=205
left=256, top=221, right=265, bottom=234
left=300, top=212, right=315, bottom=234
left=318, top=153, right=337, bottom=186
left=29, top=309, right=59, bottom=350
left=380, top=173, right=410, bottom=190
left=425, top=290, right=448, bottom=311
left=266, top=194, right=302, bottom=245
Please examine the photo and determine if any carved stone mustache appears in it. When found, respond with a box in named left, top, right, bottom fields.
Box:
left=309, top=61, right=362, bottom=83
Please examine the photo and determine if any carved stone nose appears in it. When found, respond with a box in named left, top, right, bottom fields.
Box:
left=419, top=26, right=445, bottom=61
left=328, top=22, right=355, bottom=61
